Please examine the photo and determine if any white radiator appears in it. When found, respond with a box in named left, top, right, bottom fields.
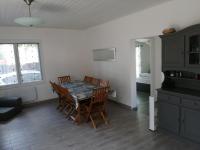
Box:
left=149, top=96, right=156, bottom=131
left=2, top=86, right=38, bottom=103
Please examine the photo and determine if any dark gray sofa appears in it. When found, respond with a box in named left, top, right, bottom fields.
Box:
left=0, top=97, right=22, bottom=121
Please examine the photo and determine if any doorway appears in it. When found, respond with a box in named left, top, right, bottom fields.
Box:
left=135, top=38, right=151, bottom=115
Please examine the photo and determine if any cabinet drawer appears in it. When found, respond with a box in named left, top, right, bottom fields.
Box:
left=158, top=93, right=180, bottom=105
left=182, top=99, right=200, bottom=110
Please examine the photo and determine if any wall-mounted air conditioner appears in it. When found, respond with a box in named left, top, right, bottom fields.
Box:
left=93, top=48, right=116, bottom=61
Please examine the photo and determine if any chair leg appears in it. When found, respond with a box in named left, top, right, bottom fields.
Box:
left=57, top=96, right=62, bottom=110
left=60, top=105, right=65, bottom=112
left=60, top=101, right=67, bottom=112
left=64, top=105, right=71, bottom=117
left=90, top=115, right=96, bottom=129
left=56, top=105, right=60, bottom=110
left=86, top=113, right=90, bottom=122
left=101, top=112, right=108, bottom=125
left=59, top=101, right=63, bottom=111
left=70, top=105, right=76, bottom=114
left=103, top=110, right=108, bottom=117
left=74, top=106, right=81, bottom=125
left=57, top=99, right=62, bottom=110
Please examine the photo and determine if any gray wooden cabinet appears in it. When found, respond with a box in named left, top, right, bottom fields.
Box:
left=158, top=101, right=180, bottom=134
left=181, top=108, right=200, bottom=143
left=161, top=33, right=185, bottom=69
left=185, top=29, right=200, bottom=68
left=160, top=24, right=200, bottom=71
left=157, top=89, right=200, bottom=144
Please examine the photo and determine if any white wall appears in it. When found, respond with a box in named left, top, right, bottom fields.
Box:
left=85, top=0, right=200, bottom=108
left=0, top=27, right=91, bottom=103
left=150, top=37, right=162, bottom=97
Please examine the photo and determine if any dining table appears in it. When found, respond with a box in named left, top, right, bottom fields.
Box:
left=61, top=80, right=99, bottom=124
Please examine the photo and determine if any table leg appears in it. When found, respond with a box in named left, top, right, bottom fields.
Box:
left=75, top=105, right=81, bottom=125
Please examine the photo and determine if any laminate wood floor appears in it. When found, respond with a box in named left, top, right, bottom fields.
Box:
left=1, top=100, right=200, bottom=150
left=136, top=91, right=150, bottom=115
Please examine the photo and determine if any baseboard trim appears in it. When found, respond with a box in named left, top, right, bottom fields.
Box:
left=108, top=99, right=132, bottom=110
left=23, top=98, right=57, bottom=108
left=23, top=98, right=136, bottom=111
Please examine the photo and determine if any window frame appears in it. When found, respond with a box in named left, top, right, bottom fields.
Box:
left=0, top=41, right=45, bottom=89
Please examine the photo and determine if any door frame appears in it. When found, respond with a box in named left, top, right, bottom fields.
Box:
left=130, top=37, right=156, bottom=109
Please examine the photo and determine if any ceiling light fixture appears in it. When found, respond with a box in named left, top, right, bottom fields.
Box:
left=14, top=0, right=43, bottom=27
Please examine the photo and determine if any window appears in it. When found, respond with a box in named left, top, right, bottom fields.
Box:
left=136, top=45, right=141, bottom=78
left=0, top=43, right=43, bottom=86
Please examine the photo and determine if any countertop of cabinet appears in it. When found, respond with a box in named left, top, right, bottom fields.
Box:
left=157, top=88, right=200, bottom=99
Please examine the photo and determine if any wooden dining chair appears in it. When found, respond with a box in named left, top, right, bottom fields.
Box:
left=58, top=75, right=71, bottom=84
left=84, top=87, right=109, bottom=129
left=49, top=80, right=55, bottom=92
left=99, top=79, right=110, bottom=93
left=84, top=76, right=93, bottom=83
left=99, top=79, right=110, bottom=88
left=56, top=84, right=75, bottom=118
left=91, top=78, right=100, bottom=86
left=49, top=81, right=62, bottom=110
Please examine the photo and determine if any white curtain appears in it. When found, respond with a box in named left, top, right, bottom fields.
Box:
left=136, top=46, right=141, bottom=78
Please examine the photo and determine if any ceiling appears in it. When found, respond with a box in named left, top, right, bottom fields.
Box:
left=0, top=0, right=172, bottom=29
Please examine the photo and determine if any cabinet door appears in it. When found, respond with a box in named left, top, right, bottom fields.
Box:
left=181, top=108, right=200, bottom=143
left=162, top=34, right=185, bottom=69
left=158, top=101, right=180, bottom=134
left=185, top=30, right=200, bottom=69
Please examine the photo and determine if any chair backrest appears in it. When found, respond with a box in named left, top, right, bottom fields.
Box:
left=56, top=84, right=73, bottom=102
left=88, top=87, right=108, bottom=113
left=49, top=81, right=62, bottom=99
left=99, top=79, right=110, bottom=88
left=84, top=76, right=93, bottom=83
left=49, top=81, right=57, bottom=93
left=58, top=75, right=71, bottom=84
left=91, top=87, right=108, bottom=103
left=91, top=78, right=100, bottom=86
left=99, top=80, right=110, bottom=92
left=49, top=80, right=55, bottom=90
left=56, top=84, right=69, bottom=97
left=53, top=83, right=61, bottom=96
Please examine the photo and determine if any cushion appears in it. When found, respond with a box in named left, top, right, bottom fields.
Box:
left=0, top=107, right=19, bottom=121
left=0, top=107, right=14, bottom=113
left=0, top=97, right=22, bottom=107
